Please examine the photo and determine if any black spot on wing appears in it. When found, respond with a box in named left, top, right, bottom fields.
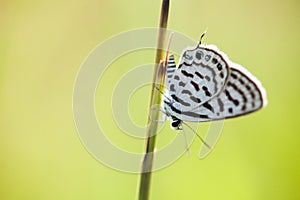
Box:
left=184, top=112, right=209, bottom=119
left=205, top=55, right=211, bottom=61
left=190, top=96, right=201, bottom=103
left=181, top=70, right=194, bottom=78
left=167, top=74, right=173, bottom=79
left=182, top=90, right=192, bottom=95
left=170, top=84, right=175, bottom=92
left=217, top=98, right=224, bottom=112
left=190, top=81, right=200, bottom=91
left=217, top=63, right=222, bottom=71
left=212, top=58, right=218, bottom=64
left=203, top=102, right=214, bottom=113
left=205, top=75, right=211, bottom=81
left=171, top=94, right=190, bottom=107
left=202, top=86, right=212, bottom=97
left=220, top=72, right=224, bottom=79
left=225, top=89, right=239, bottom=106
left=179, top=82, right=186, bottom=87
left=195, top=71, right=204, bottom=79
left=196, top=51, right=204, bottom=59
left=231, top=73, right=238, bottom=79
left=241, top=104, right=246, bottom=111
left=205, top=91, right=212, bottom=97
left=170, top=105, right=209, bottom=119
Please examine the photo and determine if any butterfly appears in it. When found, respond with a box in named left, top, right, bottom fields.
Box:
left=162, top=33, right=267, bottom=130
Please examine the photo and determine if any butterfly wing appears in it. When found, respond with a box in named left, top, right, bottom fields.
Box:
left=186, top=63, right=267, bottom=121
left=165, top=45, right=267, bottom=122
left=166, top=45, right=230, bottom=110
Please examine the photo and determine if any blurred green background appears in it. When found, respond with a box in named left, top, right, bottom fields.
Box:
left=1, top=0, right=300, bottom=199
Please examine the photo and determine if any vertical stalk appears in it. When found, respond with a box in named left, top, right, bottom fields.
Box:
left=137, top=0, right=170, bottom=200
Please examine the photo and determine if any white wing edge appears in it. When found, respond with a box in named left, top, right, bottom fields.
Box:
left=229, top=62, right=268, bottom=107
left=202, top=44, right=268, bottom=107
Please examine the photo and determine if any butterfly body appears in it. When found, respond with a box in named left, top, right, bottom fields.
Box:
left=163, top=43, right=267, bottom=128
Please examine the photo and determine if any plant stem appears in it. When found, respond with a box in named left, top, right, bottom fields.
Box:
left=137, top=0, right=170, bottom=200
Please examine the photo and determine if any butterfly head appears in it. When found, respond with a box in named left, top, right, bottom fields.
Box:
left=170, top=116, right=182, bottom=130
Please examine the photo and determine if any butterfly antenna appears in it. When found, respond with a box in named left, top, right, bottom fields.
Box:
left=198, top=29, right=208, bottom=46
left=164, top=32, right=175, bottom=65
left=182, top=121, right=213, bottom=150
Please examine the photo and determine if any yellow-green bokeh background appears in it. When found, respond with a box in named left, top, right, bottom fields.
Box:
left=1, top=0, right=299, bottom=199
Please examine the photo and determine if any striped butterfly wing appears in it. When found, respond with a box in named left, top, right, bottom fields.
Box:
left=165, top=44, right=267, bottom=122
left=165, top=45, right=230, bottom=119
left=190, top=63, right=267, bottom=121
